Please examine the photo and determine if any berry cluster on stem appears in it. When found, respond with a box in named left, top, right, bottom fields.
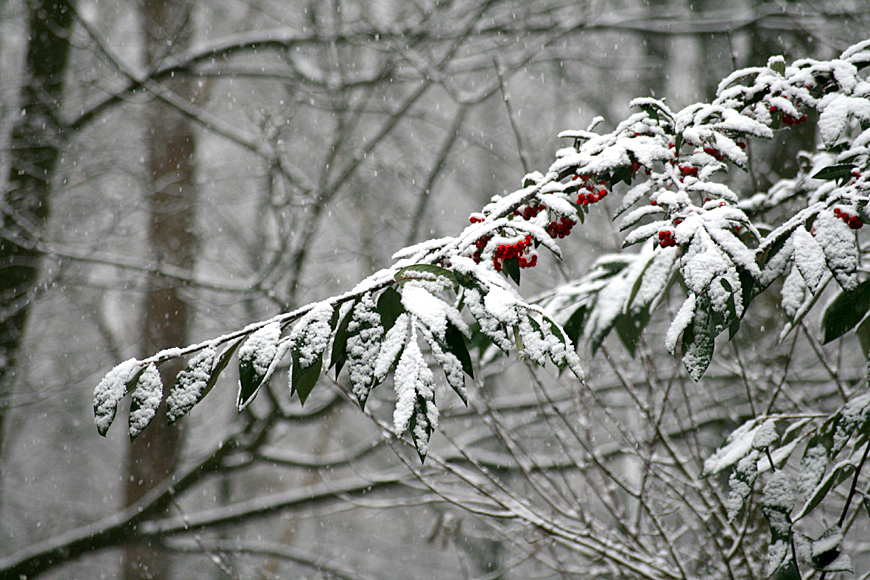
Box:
left=573, top=174, right=609, bottom=205
left=833, top=207, right=864, bottom=230
left=658, top=229, right=677, bottom=248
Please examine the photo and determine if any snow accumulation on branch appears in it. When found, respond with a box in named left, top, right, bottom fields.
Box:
left=95, top=40, right=870, bottom=461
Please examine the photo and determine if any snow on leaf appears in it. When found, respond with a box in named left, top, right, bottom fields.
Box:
left=832, top=392, right=870, bottom=456
left=818, top=95, right=870, bottom=147
left=791, top=227, right=827, bottom=293
left=814, top=209, right=859, bottom=291
left=290, top=302, right=334, bottom=368
left=166, top=346, right=216, bottom=424
left=392, top=329, right=437, bottom=442
left=374, top=312, right=411, bottom=382
left=665, top=293, right=696, bottom=355
left=129, top=363, right=163, bottom=440
left=727, top=449, right=759, bottom=523
left=345, top=294, right=384, bottom=408
left=420, top=325, right=467, bottom=404
left=752, top=419, right=779, bottom=450
left=401, top=284, right=453, bottom=342
left=701, top=417, right=763, bottom=477
left=237, top=321, right=282, bottom=411
left=781, top=266, right=807, bottom=321
left=94, top=358, right=140, bottom=436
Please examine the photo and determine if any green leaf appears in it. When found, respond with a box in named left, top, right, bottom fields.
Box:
left=377, top=286, right=405, bottom=333
left=409, top=393, right=435, bottom=463
left=204, top=339, right=242, bottom=404
left=562, top=305, right=587, bottom=345
left=771, top=560, right=801, bottom=580
left=821, top=280, right=870, bottom=344
left=812, top=164, right=855, bottom=183
left=330, top=301, right=356, bottom=377
left=614, top=309, right=650, bottom=358
left=291, top=349, right=322, bottom=406
left=237, top=323, right=283, bottom=411
left=610, top=164, right=634, bottom=187
left=395, top=264, right=457, bottom=287
left=502, top=256, right=521, bottom=285
left=445, top=321, right=474, bottom=380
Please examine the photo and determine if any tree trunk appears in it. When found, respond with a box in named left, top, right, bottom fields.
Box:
left=0, top=0, right=74, bottom=487
left=122, top=2, right=197, bottom=579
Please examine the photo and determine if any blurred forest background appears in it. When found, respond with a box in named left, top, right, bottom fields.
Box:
left=1, top=0, right=869, bottom=579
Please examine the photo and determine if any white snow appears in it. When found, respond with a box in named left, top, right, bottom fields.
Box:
left=166, top=346, right=216, bottom=424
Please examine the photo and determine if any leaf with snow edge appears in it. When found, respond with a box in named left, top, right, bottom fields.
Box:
left=291, top=347, right=322, bottom=405
left=701, top=417, right=764, bottom=478
left=798, top=431, right=833, bottom=497
left=615, top=181, right=655, bottom=217
left=464, top=286, right=512, bottom=353
left=821, top=280, right=870, bottom=344
left=344, top=295, right=383, bottom=409
left=129, top=363, right=163, bottom=440
left=202, top=338, right=242, bottom=405
left=781, top=266, right=807, bottom=322
left=166, top=346, right=215, bottom=425
left=237, top=322, right=282, bottom=411
left=794, top=459, right=856, bottom=522
left=790, top=227, right=826, bottom=293
left=94, top=358, right=141, bottom=436
left=517, top=313, right=550, bottom=366
left=374, top=312, right=411, bottom=383
left=618, top=205, right=664, bottom=231
left=812, top=163, right=855, bottom=183
left=408, top=392, right=437, bottom=463
left=831, top=392, right=870, bottom=457
left=752, top=419, right=779, bottom=450
left=814, top=209, right=858, bottom=292
left=330, top=300, right=357, bottom=378
left=628, top=245, right=679, bottom=314
left=794, top=526, right=852, bottom=573
left=401, top=283, right=462, bottom=342
left=727, top=450, right=759, bottom=523
left=665, top=293, right=696, bottom=356
left=377, top=286, right=405, bottom=334
left=420, top=326, right=467, bottom=405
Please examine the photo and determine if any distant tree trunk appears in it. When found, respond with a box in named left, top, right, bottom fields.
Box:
left=122, top=2, right=197, bottom=579
left=0, top=0, right=74, bottom=482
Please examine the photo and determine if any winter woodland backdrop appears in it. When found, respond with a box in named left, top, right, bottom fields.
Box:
left=2, top=1, right=870, bottom=579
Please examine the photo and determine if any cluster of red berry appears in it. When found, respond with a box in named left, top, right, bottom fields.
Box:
left=573, top=174, right=609, bottom=205
left=833, top=207, right=864, bottom=229
left=513, top=203, right=547, bottom=220
left=769, top=106, right=807, bottom=126
left=658, top=229, right=677, bottom=248
left=703, top=147, right=724, bottom=162
left=678, top=165, right=699, bottom=179
left=493, top=235, right=537, bottom=272
left=546, top=216, right=575, bottom=239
